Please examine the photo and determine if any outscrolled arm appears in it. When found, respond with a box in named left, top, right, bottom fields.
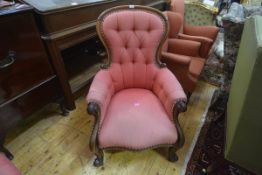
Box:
left=87, top=102, right=100, bottom=117
left=86, top=70, right=115, bottom=121
left=86, top=70, right=114, bottom=152
left=175, top=99, right=187, bottom=112
left=152, top=68, right=187, bottom=120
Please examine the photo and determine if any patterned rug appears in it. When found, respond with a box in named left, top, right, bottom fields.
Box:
left=200, top=30, right=224, bottom=86
left=185, top=90, right=258, bottom=175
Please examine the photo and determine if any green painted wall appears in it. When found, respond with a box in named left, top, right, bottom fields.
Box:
left=226, top=16, right=262, bottom=174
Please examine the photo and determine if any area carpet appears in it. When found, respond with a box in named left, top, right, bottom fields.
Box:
left=185, top=90, right=258, bottom=175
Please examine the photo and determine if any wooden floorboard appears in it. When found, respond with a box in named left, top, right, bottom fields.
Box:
left=6, top=81, right=217, bottom=175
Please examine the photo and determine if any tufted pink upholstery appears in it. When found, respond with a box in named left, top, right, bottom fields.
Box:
left=99, top=88, right=178, bottom=149
left=0, top=153, right=22, bottom=175
left=87, top=6, right=187, bottom=153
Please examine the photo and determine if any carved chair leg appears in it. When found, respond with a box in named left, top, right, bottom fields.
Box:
left=60, top=103, right=70, bottom=116
left=168, top=146, right=179, bottom=162
left=93, top=149, right=104, bottom=167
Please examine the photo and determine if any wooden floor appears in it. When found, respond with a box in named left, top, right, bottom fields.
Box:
left=6, top=81, right=217, bottom=175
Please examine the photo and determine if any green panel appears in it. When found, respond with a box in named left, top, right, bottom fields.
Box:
left=226, top=16, right=262, bottom=174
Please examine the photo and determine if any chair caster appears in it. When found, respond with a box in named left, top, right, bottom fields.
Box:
left=168, top=147, right=179, bottom=162
left=93, top=157, right=103, bottom=167
left=168, top=152, right=178, bottom=162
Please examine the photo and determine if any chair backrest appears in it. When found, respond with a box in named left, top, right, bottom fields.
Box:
left=170, top=0, right=185, bottom=32
left=97, top=5, right=168, bottom=91
left=163, top=11, right=183, bottom=38
left=171, top=0, right=185, bottom=17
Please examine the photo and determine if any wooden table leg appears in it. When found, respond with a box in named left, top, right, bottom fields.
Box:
left=45, top=41, right=76, bottom=111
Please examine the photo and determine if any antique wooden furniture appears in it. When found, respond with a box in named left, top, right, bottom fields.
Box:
left=0, top=4, right=61, bottom=158
left=21, top=0, right=169, bottom=112
left=86, top=5, right=187, bottom=167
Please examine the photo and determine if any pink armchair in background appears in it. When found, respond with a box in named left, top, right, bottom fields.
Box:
left=170, top=0, right=219, bottom=58
left=86, top=5, right=187, bottom=167
left=162, top=11, right=206, bottom=94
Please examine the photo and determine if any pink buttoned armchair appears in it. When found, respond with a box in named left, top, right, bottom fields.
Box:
left=86, top=5, right=187, bottom=167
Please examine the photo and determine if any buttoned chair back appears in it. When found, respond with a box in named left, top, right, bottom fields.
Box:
left=87, top=5, right=187, bottom=167
left=97, top=5, right=167, bottom=90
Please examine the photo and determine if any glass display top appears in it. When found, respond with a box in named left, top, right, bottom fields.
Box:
left=22, top=0, right=107, bottom=12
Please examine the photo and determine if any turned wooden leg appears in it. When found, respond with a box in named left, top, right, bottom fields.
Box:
left=93, top=149, right=104, bottom=167
left=60, top=103, right=70, bottom=116
left=168, top=146, right=178, bottom=162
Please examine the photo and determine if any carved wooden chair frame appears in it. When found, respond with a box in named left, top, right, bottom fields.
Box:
left=87, top=5, right=187, bottom=167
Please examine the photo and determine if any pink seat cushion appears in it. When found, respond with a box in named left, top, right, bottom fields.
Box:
left=99, top=88, right=178, bottom=149
left=0, top=153, right=21, bottom=175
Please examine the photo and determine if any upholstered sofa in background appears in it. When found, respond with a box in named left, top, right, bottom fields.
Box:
left=162, top=11, right=206, bottom=94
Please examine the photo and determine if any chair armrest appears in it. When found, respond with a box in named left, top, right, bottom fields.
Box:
left=162, top=52, right=191, bottom=65
left=178, top=33, right=213, bottom=58
left=86, top=70, right=114, bottom=122
left=153, top=68, right=187, bottom=120
left=183, top=24, right=219, bottom=40
left=86, top=70, right=114, bottom=152
left=168, top=38, right=201, bottom=57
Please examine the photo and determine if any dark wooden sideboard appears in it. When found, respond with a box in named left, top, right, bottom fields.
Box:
left=0, top=4, right=61, bottom=158
left=23, top=0, right=170, bottom=112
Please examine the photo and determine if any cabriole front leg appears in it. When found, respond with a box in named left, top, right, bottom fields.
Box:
left=168, top=99, right=187, bottom=162
left=87, top=102, right=104, bottom=167
left=94, top=148, right=104, bottom=167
